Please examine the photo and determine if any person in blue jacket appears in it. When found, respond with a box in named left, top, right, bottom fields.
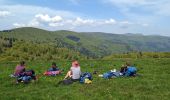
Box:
left=120, top=63, right=137, bottom=77
left=48, top=62, right=60, bottom=71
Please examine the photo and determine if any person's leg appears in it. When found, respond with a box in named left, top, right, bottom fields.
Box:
left=64, top=71, right=71, bottom=79
left=71, top=78, right=79, bottom=82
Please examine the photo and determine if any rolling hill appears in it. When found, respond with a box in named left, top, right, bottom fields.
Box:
left=0, top=27, right=170, bottom=59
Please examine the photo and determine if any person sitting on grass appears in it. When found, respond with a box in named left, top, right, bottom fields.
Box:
left=12, top=61, right=37, bottom=84
left=43, top=62, right=62, bottom=76
left=64, top=60, right=81, bottom=82
left=48, top=62, right=60, bottom=71
left=14, top=61, right=26, bottom=76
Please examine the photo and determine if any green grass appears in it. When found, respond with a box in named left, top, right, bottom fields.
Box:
left=0, top=58, right=170, bottom=100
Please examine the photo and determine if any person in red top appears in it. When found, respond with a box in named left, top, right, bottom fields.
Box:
left=14, top=61, right=26, bottom=76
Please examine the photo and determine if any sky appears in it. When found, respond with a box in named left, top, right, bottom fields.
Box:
left=0, top=0, right=170, bottom=36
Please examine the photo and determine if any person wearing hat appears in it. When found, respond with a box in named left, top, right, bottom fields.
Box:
left=64, top=60, right=81, bottom=81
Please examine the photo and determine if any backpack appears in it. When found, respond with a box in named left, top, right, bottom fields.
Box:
left=125, top=66, right=137, bottom=76
left=79, top=72, right=92, bottom=83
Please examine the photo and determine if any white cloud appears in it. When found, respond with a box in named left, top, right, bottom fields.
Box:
left=72, top=17, right=95, bottom=26
left=0, top=5, right=77, bottom=18
left=35, top=14, right=63, bottom=23
left=35, top=14, right=51, bottom=22
left=104, top=0, right=170, bottom=16
left=0, top=10, right=11, bottom=17
left=0, top=4, right=78, bottom=29
left=0, top=4, right=79, bottom=30
left=51, top=16, right=63, bottom=22
left=13, top=23, right=26, bottom=28
left=65, top=18, right=117, bottom=27
left=101, top=0, right=170, bottom=35
left=28, top=19, right=40, bottom=27
left=120, top=21, right=133, bottom=25
left=49, top=23, right=63, bottom=27
left=104, top=18, right=116, bottom=24
left=13, top=19, right=40, bottom=28
left=0, top=3, right=156, bottom=35
left=119, top=21, right=132, bottom=29
left=12, top=14, right=146, bottom=31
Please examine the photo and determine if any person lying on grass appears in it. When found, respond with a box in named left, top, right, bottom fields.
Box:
left=99, top=62, right=137, bottom=79
left=44, top=62, right=62, bottom=76
left=120, top=62, right=137, bottom=77
left=64, top=60, right=81, bottom=82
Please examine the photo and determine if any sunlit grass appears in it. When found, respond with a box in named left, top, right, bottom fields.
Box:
left=0, top=58, right=170, bottom=100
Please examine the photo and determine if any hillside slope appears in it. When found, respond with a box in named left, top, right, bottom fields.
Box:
left=0, top=27, right=170, bottom=58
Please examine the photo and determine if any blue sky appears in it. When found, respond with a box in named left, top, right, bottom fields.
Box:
left=0, top=0, right=170, bottom=36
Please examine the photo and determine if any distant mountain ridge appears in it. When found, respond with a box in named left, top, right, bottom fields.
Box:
left=0, top=27, right=170, bottom=58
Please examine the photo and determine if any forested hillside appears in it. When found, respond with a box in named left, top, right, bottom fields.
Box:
left=0, top=27, right=170, bottom=60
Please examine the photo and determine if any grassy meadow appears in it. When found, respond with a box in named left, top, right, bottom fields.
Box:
left=0, top=58, right=170, bottom=100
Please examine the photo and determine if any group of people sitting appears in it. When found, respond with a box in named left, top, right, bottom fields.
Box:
left=11, top=60, right=137, bottom=84
left=11, top=60, right=83, bottom=84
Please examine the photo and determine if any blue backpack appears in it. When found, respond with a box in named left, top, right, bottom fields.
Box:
left=80, top=72, right=92, bottom=83
left=125, top=66, right=137, bottom=76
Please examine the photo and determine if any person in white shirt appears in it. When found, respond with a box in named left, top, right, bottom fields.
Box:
left=64, top=60, right=81, bottom=81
